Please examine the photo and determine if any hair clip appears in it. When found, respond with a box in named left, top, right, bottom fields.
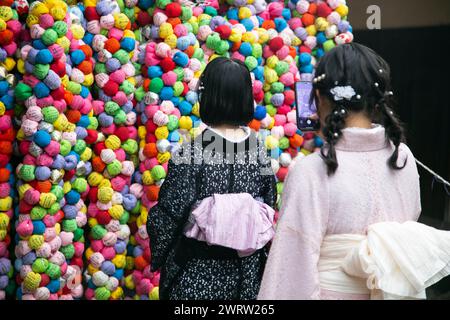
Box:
left=330, top=86, right=356, bottom=101
left=340, top=109, right=346, bottom=115
left=333, top=133, right=339, bottom=138
left=356, top=94, right=361, bottom=100
left=374, top=82, right=379, bottom=87
left=313, top=73, right=326, bottom=83
left=379, top=69, right=383, bottom=73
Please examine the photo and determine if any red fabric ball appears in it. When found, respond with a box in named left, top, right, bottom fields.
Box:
left=165, top=3, right=182, bottom=18
left=228, top=19, right=239, bottom=25
left=269, top=37, right=284, bottom=52
left=85, top=129, right=98, bottom=144
left=88, top=186, right=98, bottom=203
left=137, top=11, right=152, bottom=26
left=40, top=274, right=50, bottom=287
left=308, top=3, right=317, bottom=15
left=64, top=169, right=76, bottom=181
left=71, top=257, right=84, bottom=269
left=103, top=80, right=119, bottom=96
left=317, top=3, right=332, bottom=18
left=160, top=57, right=176, bottom=72
left=299, top=45, right=312, bottom=54
left=147, top=134, right=157, bottom=144
left=19, top=201, right=33, bottom=214
left=96, top=210, right=112, bottom=225
left=215, top=25, right=231, bottom=39
left=115, top=126, right=130, bottom=142
left=276, top=167, right=288, bottom=181
left=0, top=154, right=9, bottom=167
left=84, top=7, right=100, bottom=21
left=181, top=82, right=189, bottom=96
left=284, top=90, right=295, bottom=106
left=51, top=86, right=65, bottom=101
left=93, top=142, right=106, bottom=156
left=145, top=121, right=158, bottom=133
left=51, top=60, right=66, bottom=77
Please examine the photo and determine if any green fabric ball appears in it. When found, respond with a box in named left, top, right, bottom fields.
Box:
left=107, top=160, right=122, bottom=176
left=190, top=21, right=199, bottom=35
left=42, top=29, right=58, bottom=46
left=275, top=61, right=289, bottom=76
left=30, top=206, right=46, bottom=220
left=204, top=6, right=217, bottom=16
left=151, top=165, right=166, bottom=181
left=88, top=117, right=99, bottom=130
left=323, top=40, right=336, bottom=52
left=60, top=140, right=72, bottom=156
left=95, top=287, right=111, bottom=300
left=60, top=244, right=75, bottom=259
left=94, top=63, right=106, bottom=74
left=32, top=258, right=49, bottom=274
left=122, top=139, right=138, bottom=155
left=173, top=81, right=184, bottom=97
left=199, top=18, right=211, bottom=27
left=100, top=29, right=108, bottom=37
left=72, top=178, right=88, bottom=193
left=181, top=7, right=192, bottom=21
left=51, top=185, right=64, bottom=201
left=33, top=64, right=50, bottom=80
left=73, top=228, right=84, bottom=242
left=252, top=44, right=263, bottom=58
left=45, top=263, right=61, bottom=280
left=266, top=104, right=277, bottom=117
left=47, top=203, right=60, bottom=215
left=91, top=225, right=107, bottom=240
left=276, top=181, right=284, bottom=194
left=183, top=22, right=193, bottom=33
left=113, top=110, right=127, bottom=125
left=264, top=92, right=273, bottom=105
left=149, top=77, right=164, bottom=93
left=15, top=83, right=33, bottom=101
left=119, top=80, right=134, bottom=95
left=19, top=165, right=35, bottom=182
left=113, top=49, right=130, bottom=64
left=105, top=101, right=120, bottom=116
left=62, top=219, right=77, bottom=233
left=67, top=81, right=82, bottom=95
left=42, top=106, right=59, bottom=123
left=130, top=200, right=141, bottom=215
left=245, top=56, right=258, bottom=71
left=167, top=115, right=179, bottom=131
left=73, top=140, right=86, bottom=154
left=279, top=137, right=290, bottom=150
left=271, top=82, right=285, bottom=94
left=192, top=48, right=204, bottom=61
left=118, top=210, right=129, bottom=225
left=206, top=33, right=221, bottom=50
left=173, top=67, right=184, bottom=81
left=134, top=86, right=145, bottom=102
left=52, top=21, right=68, bottom=37
left=216, top=40, right=230, bottom=55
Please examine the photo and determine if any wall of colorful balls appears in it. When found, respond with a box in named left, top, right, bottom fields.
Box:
left=0, top=0, right=353, bottom=300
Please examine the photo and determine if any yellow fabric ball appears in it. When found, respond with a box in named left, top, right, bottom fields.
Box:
left=141, top=170, right=154, bottom=186
left=159, top=22, right=173, bottom=39
left=336, top=5, right=349, bottom=17
left=105, top=135, right=121, bottom=150
left=179, top=116, right=192, bottom=130
left=238, top=7, right=252, bottom=20
left=155, top=126, right=169, bottom=140
left=306, top=25, right=317, bottom=36
left=108, top=205, right=124, bottom=220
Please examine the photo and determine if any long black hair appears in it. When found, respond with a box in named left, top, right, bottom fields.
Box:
left=198, top=57, right=254, bottom=126
left=313, top=42, right=406, bottom=175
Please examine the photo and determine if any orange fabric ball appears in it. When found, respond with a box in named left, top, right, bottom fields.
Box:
left=36, top=181, right=52, bottom=193
left=167, top=17, right=181, bottom=28
left=79, top=44, right=93, bottom=58
left=185, top=46, right=195, bottom=58
left=77, top=60, right=93, bottom=74
left=143, top=143, right=158, bottom=158
left=104, top=38, right=121, bottom=54
left=146, top=185, right=160, bottom=201
left=289, top=134, right=304, bottom=148
left=248, top=119, right=261, bottom=131
left=92, top=156, right=106, bottom=173
left=0, top=30, right=13, bottom=46
left=0, top=168, right=10, bottom=182
left=301, top=13, right=315, bottom=26
left=262, top=20, right=275, bottom=30
left=134, top=256, right=148, bottom=270
left=66, top=110, right=81, bottom=124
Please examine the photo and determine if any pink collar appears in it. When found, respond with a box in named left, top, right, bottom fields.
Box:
left=335, top=125, right=389, bottom=152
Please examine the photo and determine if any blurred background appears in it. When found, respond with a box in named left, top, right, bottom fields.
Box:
left=347, top=0, right=450, bottom=299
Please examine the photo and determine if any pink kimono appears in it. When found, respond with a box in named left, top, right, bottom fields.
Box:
left=258, top=125, right=422, bottom=300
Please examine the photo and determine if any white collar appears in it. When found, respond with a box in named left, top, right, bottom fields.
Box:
left=207, top=126, right=251, bottom=143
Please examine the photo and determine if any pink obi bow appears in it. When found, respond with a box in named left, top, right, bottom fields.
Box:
left=183, top=193, right=276, bottom=257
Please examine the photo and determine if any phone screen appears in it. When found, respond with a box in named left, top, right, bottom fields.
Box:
left=295, top=81, right=320, bottom=132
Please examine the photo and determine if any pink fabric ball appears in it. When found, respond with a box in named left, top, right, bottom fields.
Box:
left=283, top=122, right=297, bottom=137
left=162, top=71, right=177, bottom=86
left=90, top=240, right=104, bottom=253
left=280, top=72, right=295, bottom=87
left=155, top=42, right=171, bottom=58
left=101, top=247, right=116, bottom=260
left=274, top=114, right=287, bottom=126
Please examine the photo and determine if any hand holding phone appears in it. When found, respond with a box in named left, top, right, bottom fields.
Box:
left=295, top=81, right=320, bottom=132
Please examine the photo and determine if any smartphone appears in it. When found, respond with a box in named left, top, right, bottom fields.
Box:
left=295, top=81, right=320, bottom=132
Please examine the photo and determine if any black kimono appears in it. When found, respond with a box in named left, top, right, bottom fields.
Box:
left=148, top=128, right=277, bottom=300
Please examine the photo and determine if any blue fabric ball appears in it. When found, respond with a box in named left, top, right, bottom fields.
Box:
left=113, top=268, right=124, bottom=280
left=241, top=18, right=254, bottom=31
left=70, top=50, right=86, bottom=66
left=256, top=16, right=264, bottom=27
left=253, top=66, right=264, bottom=81
left=32, top=39, right=46, bottom=50
left=171, top=96, right=181, bottom=106
left=314, top=135, right=324, bottom=147
left=178, top=101, right=192, bottom=115
left=22, top=251, right=37, bottom=265
left=138, top=0, right=154, bottom=10
left=0, top=81, right=8, bottom=96
left=275, top=18, right=288, bottom=32
left=316, top=32, right=327, bottom=45
left=254, top=106, right=267, bottom=120
left=168, top=131, right=180, bottom=142
left=185, top=91, right=198, bottom=104
left=83, top=32, right=94, bottom=46
left=78, top=115, right=90, bottom=128
left=173, top=51, right=189, bottom=67
left=63, top=205, right=78, bottom=220
left=227, top=8, right=239, bottom=21
left=34, top=130, right=51, bottom=147
left=239, top=42, right=253, bottom=57
left=176, top=36, right=190, bottom=51
left=160, top=86, right=174, bottom=100
left=121, top=38, right=135, bottom=52
left=148, top=66, right=163, bottom=78
left=101, top=261, right=116, bottom=276
left=87, top=279, right=96, bottom=289
left=34, top=82, right=50, bottom=98
left=35, top=49, right=54, bottom=64
left=47, top=279, right=61, bottom=293
left=0, top=94, right=13, bottom=109
left=80, top=85, right=89, bottom=98
left=282, top=8, right=292, bottom=20
left=68, top=151, right=80, bottom=162
left=316, top=48, right=325, bottom=59
left=35, top=166, right=51, bottom=181
left=299, top=53, right=312, bottom=66
left=300, top=64, right=314, bottom=74
left=66, top=190, right=81, bottom=205
left=32, top=221, right=46, bottom=235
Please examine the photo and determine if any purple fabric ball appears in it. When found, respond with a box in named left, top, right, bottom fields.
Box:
left=101, top=260, right=116, bottom=276
left=105, top=58, right=121, bottom=73
left=122, top=194, right=136, bottom=211
left=75, top=126, right=88, bottom=140
left=27, top=48, right=39, bottom=64
left=25, top=61, right=35, bottom=74
left=63, top=205, right=78, bottom=219
left=114, top=240, right=126, bottom=254
left=52, top=154, right=65, bottom=169
left=22, top=251, right=37, bottom=265
left=64, top=155, right=78, bottom=170
left=0, top=257, right=11, bottom=274
left=151, top=26, right=160, bottom=40
left=98, top=90, right=112, bottom=102
left=0, top=275, right=9, bottom=289
left=210, top=16, right=226, bottom=30
left=338, top=20, right=350, bottom=33
left=133, top=246, right=143, bottom=258
left=35, top=166, right=52, bottom=180
left=295, top=27, right=308, bottom=41
left=44, top=70, right=62, bottom=90
left=98, top=113, right=114, bottom=127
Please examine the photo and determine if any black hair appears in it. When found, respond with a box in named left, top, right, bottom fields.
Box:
left=313, top=42, right=406, bottom=175
left=198, top=57, right=254, bottom=126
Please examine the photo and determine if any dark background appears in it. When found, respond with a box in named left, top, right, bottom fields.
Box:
left=348, top=0, right=450, bottom=298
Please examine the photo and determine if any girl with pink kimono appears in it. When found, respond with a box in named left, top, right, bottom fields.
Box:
left=258, top=43, right=450, bottom=300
